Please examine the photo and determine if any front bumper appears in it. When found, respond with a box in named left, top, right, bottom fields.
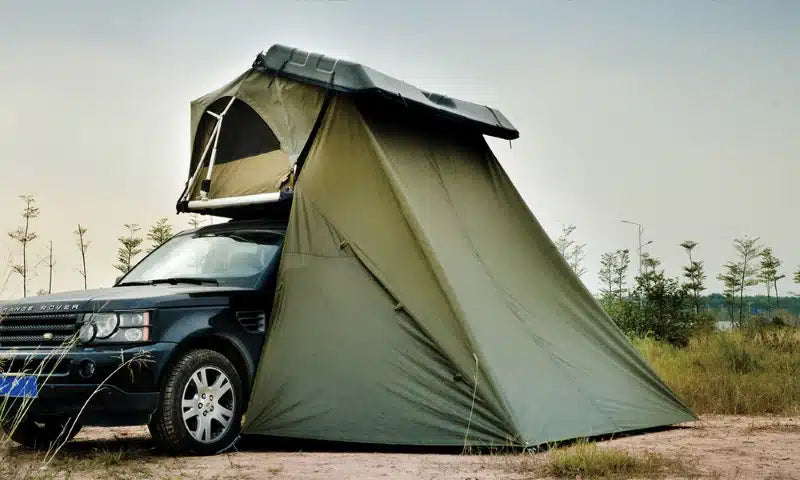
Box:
left=0, top=342, right=175, bottom=426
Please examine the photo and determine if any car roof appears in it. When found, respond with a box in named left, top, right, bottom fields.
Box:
left=177, top=218, right=288, bottom=237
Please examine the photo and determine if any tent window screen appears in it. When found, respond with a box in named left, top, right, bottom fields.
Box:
left=191, top=96, right=282, bottom=169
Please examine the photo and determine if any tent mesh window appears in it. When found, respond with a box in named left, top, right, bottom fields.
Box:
left=191, top=96, right=282, bottom=172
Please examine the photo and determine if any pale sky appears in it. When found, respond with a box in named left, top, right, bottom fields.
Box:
left=0, top=0, right=798, bottom=299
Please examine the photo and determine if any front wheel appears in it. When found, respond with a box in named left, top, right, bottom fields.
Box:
left=149, top=349, right=244, bottom=455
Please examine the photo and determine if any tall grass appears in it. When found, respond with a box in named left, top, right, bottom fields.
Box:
left=0, top=298, right=152, bottom=477
left=0, top=337, right=79, bottom=450
left=635, top=328, right=800, bottom=415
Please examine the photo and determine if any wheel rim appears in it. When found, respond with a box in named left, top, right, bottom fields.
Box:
left=181, top=366, right=236, bottom=444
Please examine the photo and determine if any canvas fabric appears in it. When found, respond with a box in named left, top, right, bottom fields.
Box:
left=242, top=95, right=694, bottom=446
left=187, top=70, right=325, bottom=200
left=187, top=151, right=293, bottom=200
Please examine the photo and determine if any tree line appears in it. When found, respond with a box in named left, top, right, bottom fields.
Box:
left=5, top=194, right=208, bottom=297
left=6, top=193, right=800, bottom=314
left=704, top=293, right=800, bottom=316
left=557, top=225, right=800, bottom=345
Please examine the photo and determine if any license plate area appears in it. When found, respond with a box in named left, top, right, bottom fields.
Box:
left=0, top=375, right=38, bottom=398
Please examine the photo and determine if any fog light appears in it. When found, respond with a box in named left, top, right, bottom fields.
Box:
left=78, top=359, right=95, bottom=378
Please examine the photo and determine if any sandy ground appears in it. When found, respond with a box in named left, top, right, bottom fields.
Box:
left=6, top=415, right=800, bottom=479
left=604, top=415, right=800, bottom=479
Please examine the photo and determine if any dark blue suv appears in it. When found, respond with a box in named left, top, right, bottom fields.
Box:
left=0, top=219, right=284, bottom=455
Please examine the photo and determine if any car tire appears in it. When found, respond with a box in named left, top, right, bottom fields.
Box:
left=2, top=416, right=82, bottom=450
left=148, top=349, right=244, bottom=455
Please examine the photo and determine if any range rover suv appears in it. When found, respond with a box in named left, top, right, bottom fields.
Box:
left=0, top=218, right=284, bottom=455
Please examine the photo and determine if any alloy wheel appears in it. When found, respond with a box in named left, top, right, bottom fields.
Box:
left=180, top=366, right=236, bottom=443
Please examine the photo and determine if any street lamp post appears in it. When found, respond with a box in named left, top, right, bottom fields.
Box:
left=621, top=220, right=652, bottom=276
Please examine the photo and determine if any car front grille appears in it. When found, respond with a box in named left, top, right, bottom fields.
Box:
left=0, top=312, right=80, bottom=347
left=0, top=356, right=72, bottom=376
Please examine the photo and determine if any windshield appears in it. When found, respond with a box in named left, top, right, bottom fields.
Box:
left=119, top=229, right=283, bottom=289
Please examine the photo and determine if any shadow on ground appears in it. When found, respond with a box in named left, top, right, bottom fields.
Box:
left=12, top=422, right=687, bottom=458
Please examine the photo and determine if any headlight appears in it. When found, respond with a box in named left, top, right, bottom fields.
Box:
left=78, top=322, right=96, bottom=343
left=119, top=312, right=147, bottom=327
left=123, top=328, right=144, bottom=341
left=80, top=312, right=150, bottom=343
left=87, top=313, right=119, bottom=339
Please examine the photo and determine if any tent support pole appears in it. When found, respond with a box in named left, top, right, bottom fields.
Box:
left=183, top=122, right=220, bottom=202
left=178, top=96, right=237, bottom=208
left=199, top=96, right=236, bottom=200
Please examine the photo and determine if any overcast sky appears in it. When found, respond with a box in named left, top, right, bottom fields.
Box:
left=0, top=0, right=798, bottom=299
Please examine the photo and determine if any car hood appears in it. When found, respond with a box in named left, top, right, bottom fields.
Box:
left=0, top=285, right=254, bottom=314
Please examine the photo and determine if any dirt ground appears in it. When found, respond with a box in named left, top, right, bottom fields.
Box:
left=6, top=415, right=800, bottom=479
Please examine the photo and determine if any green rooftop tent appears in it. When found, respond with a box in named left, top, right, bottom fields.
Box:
left=177, top=45, right=694, bottom=447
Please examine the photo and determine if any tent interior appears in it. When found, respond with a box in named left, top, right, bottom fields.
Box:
left=176, top=45, right=694, bottom=447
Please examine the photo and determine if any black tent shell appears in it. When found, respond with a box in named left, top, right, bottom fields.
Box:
left=253, top=45, right=519, bottom=140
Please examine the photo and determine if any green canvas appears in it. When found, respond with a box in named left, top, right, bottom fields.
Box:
left=181, top=46, right=695, bottom=447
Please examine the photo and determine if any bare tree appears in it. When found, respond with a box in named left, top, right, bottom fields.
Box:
left=568, top=243, right=587, bottom=279
left=114, top=224, right=143, bottom=275
left=680, top=240, right=706, bottom=314
left=47, top=241, right=55, bottom=294
left=8, top=195, right=40, bottom=297
left=718, top=263, right=742, bottom=322
left=734, top=237, right=762, bottom=321
left=599, top=249, right=629, bottom=300
left=718, top=237, right=762, bottom=325
left=613, top=249, right=631, bottom=298
left=147, top=218, right=174, bottom=253
left=554, top=225, right=576, bottom=258
left=554, top=224, right=587, bottom=278
left=74, top=224, right=90, bottom=289
left=758, top=248, right=784, bottom=310
left=793, top=267, right=800, bottom=297
left=599, top=252, right=616, bottom=299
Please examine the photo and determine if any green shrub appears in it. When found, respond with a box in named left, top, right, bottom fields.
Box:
left=601, top=271, right=705, bottom=346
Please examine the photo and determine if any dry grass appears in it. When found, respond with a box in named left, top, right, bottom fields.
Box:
left=634, top=328, right=800, bottom=415
left=0, top=441, right=158, bottom=480
left=745, top=421, right=800, bottom=434
left=505, top=440, right=701, bottom=479
left=0, top=338, right=153, bottom=479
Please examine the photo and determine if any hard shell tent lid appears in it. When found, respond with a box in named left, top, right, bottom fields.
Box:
left=253, top=45, right=519, bottom=140
left=177, top=45, right=518, bottom=216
